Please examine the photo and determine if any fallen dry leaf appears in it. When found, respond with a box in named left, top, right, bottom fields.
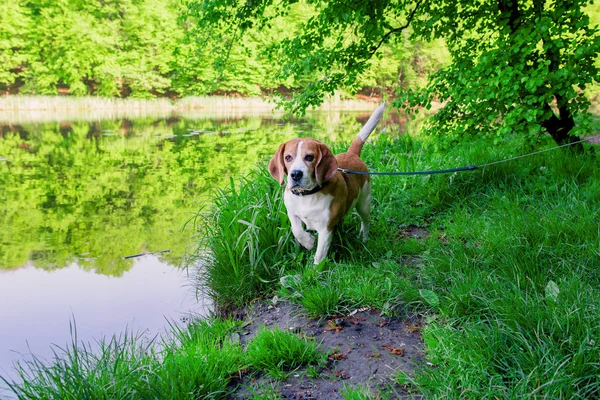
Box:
left=324, top=320, right=343, bottom=333
left=382, top=344, right=405, bottom=356
left=405, top=322, right=423, bottom=334
left=328, top=350, right=348, bottom=361
left=335, top=370, right=350, bottom=379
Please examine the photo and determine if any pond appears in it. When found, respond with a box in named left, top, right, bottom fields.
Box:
left=0, top=106, right=392, bottom=387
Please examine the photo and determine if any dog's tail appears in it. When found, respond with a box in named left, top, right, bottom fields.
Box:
left=348, top=103, right=385, bottom=156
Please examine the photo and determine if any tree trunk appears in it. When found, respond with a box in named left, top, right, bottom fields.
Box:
left=541, top=103, right=584, bottom=152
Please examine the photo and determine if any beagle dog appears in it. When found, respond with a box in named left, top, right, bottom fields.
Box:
left=268, top=104, right=385, bottom=264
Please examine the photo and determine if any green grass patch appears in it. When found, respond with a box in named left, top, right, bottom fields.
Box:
left=1, top=324, right=159, bottom=399
left=245, top=327, right=325, bottom=378
left=279, top=258, right=421, bottom=317
left=341, top=384, right=375, bottom=399
left=189, top=170, right=300, bottom=310
left=1, top=318, right=327, bottom=399
left=152, top=318, right=245, bottom=398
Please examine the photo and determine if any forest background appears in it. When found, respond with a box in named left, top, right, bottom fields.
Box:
left=1, top=0, right=455, bottom=99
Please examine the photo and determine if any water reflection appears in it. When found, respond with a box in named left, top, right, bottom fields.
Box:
left=0, top=256, right=203, bottom=384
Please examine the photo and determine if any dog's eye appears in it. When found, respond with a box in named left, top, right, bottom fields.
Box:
left=285, top=155, right=293, bottom=162
left=304, top=154, right=314, bottom=162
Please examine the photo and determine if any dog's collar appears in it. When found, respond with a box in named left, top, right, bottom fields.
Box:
left=290, top=183, right=325, bottom=196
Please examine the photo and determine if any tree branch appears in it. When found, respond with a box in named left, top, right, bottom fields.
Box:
left=363, top=0, right=426, bottom=62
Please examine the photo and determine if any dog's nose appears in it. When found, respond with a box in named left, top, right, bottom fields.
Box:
left=290, top=170, right=303, bottom=182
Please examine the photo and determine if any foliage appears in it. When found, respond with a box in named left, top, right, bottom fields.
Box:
left=192, top=169, right=297, bottom=309
left=0, top=0, right=183, bottom=97
left=1, top=325, right=159, bottom=399
left=404, top=0, right=600, bottom=146
left=1, top=317, right=325, bottom=398
left=0, top=0, right=448, bottom=98
left=244, top=327, right=325, bottom=378
left=192, top=0, right=600, bottom=145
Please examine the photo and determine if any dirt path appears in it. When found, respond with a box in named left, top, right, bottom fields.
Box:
left=230, top=301, right=425, bottom=399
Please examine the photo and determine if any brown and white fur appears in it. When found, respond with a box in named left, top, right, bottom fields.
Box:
left=268, top=104, right=385, bottom=264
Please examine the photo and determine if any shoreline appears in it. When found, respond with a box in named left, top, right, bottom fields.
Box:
left=0, top=95, right=381, bottom=124
left=0, top=95, right=380, bottom=112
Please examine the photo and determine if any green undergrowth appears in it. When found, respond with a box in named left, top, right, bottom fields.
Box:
left=1, top=319, right=324, bottom=399
left=194, top=130, right=600, bottom=397
left=245, top=327, right=325, bottom=379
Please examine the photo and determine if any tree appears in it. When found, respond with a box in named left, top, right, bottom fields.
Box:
left=188, top=0, right=600, bottom=146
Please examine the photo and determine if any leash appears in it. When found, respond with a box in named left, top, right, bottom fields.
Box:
left=339, top=138, right=590, bottom=176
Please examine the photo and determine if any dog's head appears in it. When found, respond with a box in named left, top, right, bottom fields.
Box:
left=268, top=138, right=338, bottom=190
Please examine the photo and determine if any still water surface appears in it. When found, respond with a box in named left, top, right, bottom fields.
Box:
left=0, top=108, right=379, bottom=385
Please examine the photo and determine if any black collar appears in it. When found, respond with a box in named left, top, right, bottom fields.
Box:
left=290, top=183, right=325, bottom=196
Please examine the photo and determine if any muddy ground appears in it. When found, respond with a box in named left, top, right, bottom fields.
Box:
left=229, top=300, right=425, bottom=399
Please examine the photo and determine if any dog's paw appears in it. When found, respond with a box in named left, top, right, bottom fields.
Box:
left=360, top=224, right=369, bottom=242
left=298, top=234, right=315, bottom=250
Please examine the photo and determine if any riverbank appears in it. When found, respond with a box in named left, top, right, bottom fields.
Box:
left=3, top=125, right=600, bottom=398
left=0, top=95, right=379, bottom=124
left=188, top=127, right=600, bottom=397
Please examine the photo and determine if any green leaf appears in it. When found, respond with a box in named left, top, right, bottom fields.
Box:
left=419, top=289, right=440, bottom=307
left=545, top=280, right=560, bottom=302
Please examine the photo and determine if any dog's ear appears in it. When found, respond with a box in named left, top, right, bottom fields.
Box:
left=268, top=143, right=286, bottom=185
left=315, top=143, right=338, bottom=185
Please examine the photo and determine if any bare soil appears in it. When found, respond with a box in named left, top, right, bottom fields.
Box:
left=229, top=301, right=424, bottom=399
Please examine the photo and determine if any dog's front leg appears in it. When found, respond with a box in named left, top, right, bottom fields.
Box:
left=289, top=214, right=315, bottom=250
left=313, top=229, right=333, bottom=265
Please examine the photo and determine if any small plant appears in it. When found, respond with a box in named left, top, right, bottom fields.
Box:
left=341, top=384, right=375, bottom=400
left=154, top=338, right=242, bottom=398
left=300, top=283, right=347, bottom=318
left=246, top=383, right=282, bottom=400
left=1, top=325, right=158, bottom=399
left=395, top=370, right=418, bottom=393
left=305, top=364, right=321, bottom=379
left=245, top=327, right=325, bottom=378
left=152, top=318, right=245, bottom=398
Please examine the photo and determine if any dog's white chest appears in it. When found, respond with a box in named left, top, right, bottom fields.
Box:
left=284, top=191, right=333, bottom=231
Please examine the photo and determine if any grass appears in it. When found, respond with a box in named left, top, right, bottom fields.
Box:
left=1, top=323, right=158, bottom=399
left=1, top=318, right=325, bottom=399
left=189, top=171, right=299, bottom=310
left=192, top=127, right=600, bottom=397
left=153, top=318, right=245, bottom=399
left=341, top=384, right=375, bottom=399
left=245, top=327, right=325, bottom=378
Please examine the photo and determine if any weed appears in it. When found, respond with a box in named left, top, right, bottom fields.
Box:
left=245, top=383, right=281, bottom=399
left=305, top=364, right=321, bottom=378
left=245, top=327, right=325, bottom=378
left=1, top=323, right=158, bottom=399
left=341, top=384, right=375, bottom=399
left=190, top=169, right=301, bottom=310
